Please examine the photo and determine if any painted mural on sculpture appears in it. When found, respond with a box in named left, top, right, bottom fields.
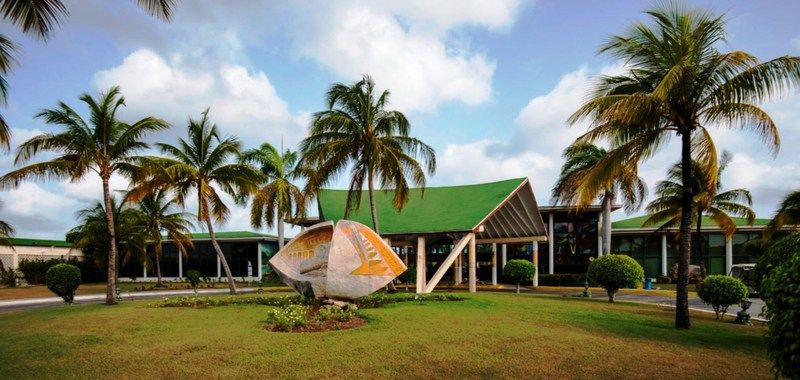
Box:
left=269, top=220, right=407, bottom=299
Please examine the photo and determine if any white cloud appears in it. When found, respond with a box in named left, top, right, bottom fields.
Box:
left=93, top=49, right=305, bottom=146
left=290, top=1, right=525, bottom=112
left=0, top=183, right=81, bottom=238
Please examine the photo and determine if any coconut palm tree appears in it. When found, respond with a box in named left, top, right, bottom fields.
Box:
left=67, top=196, right=150, bottom=277
left=130, top=188, right=194, bottom=287
left=766, top=190, right=800, bottom=236
left=129, top=109, right=260, bottom=294
left=0, top=0, right=176, bottom=150
left=551, top=143, right=647, bottom=256
left=300, top=75, right=436, bottom=233
left=0, top=201, right=13, bottom=274
left=239, top=143, right=306, bottom=250
left=566, top=3, right=800, bottom=328
left=644, top=151, right=755, bottom=259
left=0, top=86, right=168, bottom=304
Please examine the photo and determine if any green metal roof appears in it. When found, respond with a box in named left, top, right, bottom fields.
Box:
left=181, top=231, right=279, bottom=240
left=317, top=178, right=528, bottom=235
left=612, top=215, right=771, bottom=229
left=6, top=237, right=72, bottom=248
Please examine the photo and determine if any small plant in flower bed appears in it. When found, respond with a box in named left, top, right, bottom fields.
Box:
left=265, top=304, right=310, bottom=331
left=316, top=305, right=357, bottom=322
left=152, top=295, right=309, bottom=308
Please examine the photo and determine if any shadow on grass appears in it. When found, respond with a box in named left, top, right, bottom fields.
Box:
left=547, top=296, right=765, bottom=354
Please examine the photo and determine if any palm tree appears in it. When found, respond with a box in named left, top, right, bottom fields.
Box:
left=644, top=151, right=755, bottom=259
left=551, top=143, right=647, bottom=256
left=0, top=0, right=176, bottom=150
left=0, top=86, right=168, bottom=304
left=300, top=75, right=436, bottom=233
left=67, top=197, right=150, bottom=278
left=766, top=190, right=800, bottom=236
left=130, top=109, right=260, bottom=294
left=130, top=189, right=194, bottom=287
left=239, top=143, right=306, bottom=250
left=566, top=3, right=800, bottom=328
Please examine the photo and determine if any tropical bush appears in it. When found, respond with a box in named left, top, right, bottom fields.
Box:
left=761, top=246, right=800, bottom=379
left=46, top=263, right=81, bottom=304
left=503, top=259, right=536, bottom=293
left=266, top=304, right=309, bottom=331
left=697, top=275, right=748, bottom=320
left=587, top=254, right=644, bottom=302
left=18, top=258, right=64, bottom=284
left=398, top=266, right=416, bottom=284
left=185, top=270, right=201, bottom=290
left=753, top=233, right=800, bottom=293
left=1, top=269, right=17, bottom=287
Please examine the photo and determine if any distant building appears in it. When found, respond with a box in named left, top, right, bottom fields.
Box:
left=0, top=238, right=82, bottom=272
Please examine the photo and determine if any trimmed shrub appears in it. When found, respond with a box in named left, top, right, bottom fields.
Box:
left=761, top=238, right=800, bottom=379
left=587, top=254, right=644, bottom=302
left=503, top=259, right=536, bottom=293
left=697, top=275, right=748, bottom=320
left=753, top=232, right=800, bottom=293
left=185, top=270, right=201, bottom=291
left=316, top=305, right=357, bottom=323
left=46, top=264, right=81, bottom=304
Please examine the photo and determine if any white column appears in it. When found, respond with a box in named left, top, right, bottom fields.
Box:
left=725, top=236, right=733, bottom=275
left=501, top=244, right=507, bottom=268
left=416, top=236, right=426, bottom=293
left=143, top=266, right=147, bottom=279
left=491, top=243, right=498, bottom=286
left=256, top=242, right=262, bottom=279
left=468, top=234, right=476, bottom=293
left=661, top=235, right=668, bottom=276
left=217, top=255, right=221, bottom=279
left=532, top=241, right=539, bottom=287
left=548, top=213, right=555, bottom=274
left=453, top=252, right=464, bottom=286
left=178, top=250, right=183, bottom=278
left=597, top=212, right=603, bottom=257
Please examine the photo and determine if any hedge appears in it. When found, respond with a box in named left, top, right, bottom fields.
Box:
left=760, top=235, right=800, bottom=379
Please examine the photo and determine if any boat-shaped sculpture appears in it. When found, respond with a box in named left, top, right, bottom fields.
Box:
left=268, top=220, right=407, bottom=299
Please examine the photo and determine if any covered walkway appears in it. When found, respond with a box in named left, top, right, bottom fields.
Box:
left=299, top=178, right=548, bottom=293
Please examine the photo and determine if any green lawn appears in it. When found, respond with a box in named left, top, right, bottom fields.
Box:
left=0, top=292, right=770, bottom=379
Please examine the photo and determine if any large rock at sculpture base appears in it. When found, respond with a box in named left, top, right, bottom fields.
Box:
left=268, top=220, right=407, bottom=299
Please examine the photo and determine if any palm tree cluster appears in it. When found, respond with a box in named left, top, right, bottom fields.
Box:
left=554, top=3, right=800, bottom=329
left=0, top=72, right=434, bottom=303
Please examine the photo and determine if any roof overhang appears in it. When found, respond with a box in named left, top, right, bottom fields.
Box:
left=472, top=178, right=548, bottom=242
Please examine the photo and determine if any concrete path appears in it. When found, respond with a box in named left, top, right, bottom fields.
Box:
left=0, top=288, right=260, bottom=313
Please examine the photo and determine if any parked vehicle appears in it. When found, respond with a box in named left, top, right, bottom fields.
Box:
left=729, top=264, right=758, bottom=298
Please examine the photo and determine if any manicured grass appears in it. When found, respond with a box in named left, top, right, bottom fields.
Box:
left=0, top=292, right=770, bottom=379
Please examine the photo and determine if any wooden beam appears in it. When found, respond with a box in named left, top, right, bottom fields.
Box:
left=423, top=233, right=474, bottom=293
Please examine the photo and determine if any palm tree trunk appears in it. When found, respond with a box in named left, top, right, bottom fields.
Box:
left=155, top=240, right=163, bottom=287
left=675, top=130, right=693, bottom=329
left=101, top=173, right=118, bottom=305
left=602, top=193, right=612, bottom=256
left=367, top=172, right=379, bottom=233
left=695, top=208, right=703, bottom=265
left=277, top=218, right=285, bottom=250
left=203, top=212, right=237, bottom=295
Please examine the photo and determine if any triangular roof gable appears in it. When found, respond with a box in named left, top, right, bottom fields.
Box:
left=317, top=178, right=545, bottom=236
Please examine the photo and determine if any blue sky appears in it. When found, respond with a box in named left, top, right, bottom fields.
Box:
left=1, top=0, right=799, bottom=238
